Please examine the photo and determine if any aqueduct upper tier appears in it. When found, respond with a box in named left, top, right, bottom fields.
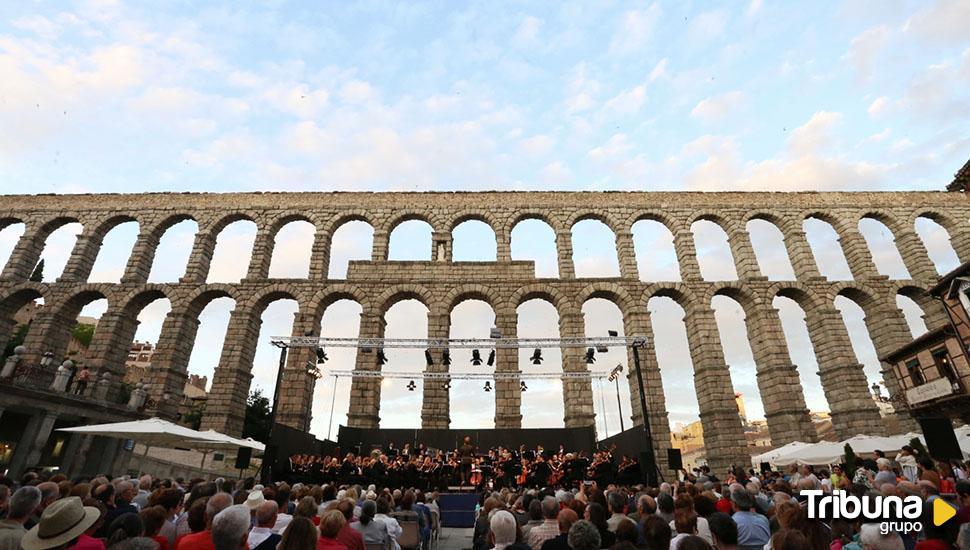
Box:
left=1, top=190, right=966, bottom=473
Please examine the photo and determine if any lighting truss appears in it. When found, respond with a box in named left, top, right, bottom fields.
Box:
left=273, top=336, right=643, bottom=349
left=321, top=369, right=613, bottom=380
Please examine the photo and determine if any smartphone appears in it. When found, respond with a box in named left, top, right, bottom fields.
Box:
left=583, top=480, right=593, bottom=486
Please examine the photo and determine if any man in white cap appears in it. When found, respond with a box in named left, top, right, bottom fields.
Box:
left=20, top=497, right=101, bottom=550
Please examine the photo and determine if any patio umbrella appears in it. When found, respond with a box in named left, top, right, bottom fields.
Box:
left=57, top=418, right=218, bottom=448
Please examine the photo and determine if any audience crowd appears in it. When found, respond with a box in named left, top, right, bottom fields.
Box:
left=0, top=447, right=968, bottom=549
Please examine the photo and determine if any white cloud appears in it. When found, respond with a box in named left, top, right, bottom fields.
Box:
left=603, top=85, right=646, bottom=115
left=868, top=96, right=891, bottom=118
left=520, top=134, right=555, bottom=156
left=689, top=10, right=728, bottom=41
left=689, top=91, right=743, bottom=122
left=789, top=111, right=841, bottom=155
left=609, top=4, right=662, bottom=54
left=513, top=15, right=543, bottom=46
left=747, top=0, right=763, bottom=16
left=844, top=26, right=891, bottom=79
left=540, top=161, right=572, bottom=185
left=903, top=0, right=970, bottom=46
left=648, top=58, right=668, bottom=82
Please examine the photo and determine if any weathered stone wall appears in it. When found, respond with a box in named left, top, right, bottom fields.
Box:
left=0, top=190, right=966, bottom=474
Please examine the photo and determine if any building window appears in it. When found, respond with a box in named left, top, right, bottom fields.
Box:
left=931, top=347, right=960, bottom=387
left=906, top=358, right=925, bottom=386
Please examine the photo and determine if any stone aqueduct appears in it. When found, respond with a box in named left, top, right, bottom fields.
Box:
left=0, top=190, right=967, bottom=473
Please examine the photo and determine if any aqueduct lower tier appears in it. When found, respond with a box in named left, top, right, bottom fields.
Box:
left=0, top=190, right=967, bottom=474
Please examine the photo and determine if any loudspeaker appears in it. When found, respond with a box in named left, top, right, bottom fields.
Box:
left=666, top=448, right=683, bottom=471
left=234, top=447, right=252, bottom=470
left=639, top=451, right=658, bottom=487
left=260, top=444, right=277, bottom=482
left=919, top=418, right=962, bottom=461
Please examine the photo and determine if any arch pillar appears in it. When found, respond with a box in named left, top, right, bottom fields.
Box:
left=949, top=229, right=970, bottom=263
left=58, top=232, right=104, bottom=283
left=372, top=230, right=390, bottom=261
left=746, top=304, right=816, bottom=445
left=496, top=228, right=512, bottom=263
left=782, top=228, right=822, bottom=280
left=146, top=307, right=200, bottom=420
left=674, top=230, right=702, bottom=281
left=804, top=304, right=884, bottom=437
left=21, top=301, right=87, bottom=371
left=615, top=231, right=639, bottom=280
left=121, top=231, right=161, bottom=284
left=421, top=311, right=450, bottom=429
left=308, top=228, right=332, bottom=280
left=245, top=229, right=275, bottom=280
left=683, top=304, right=748, bottom=474
left=728, top=227, right=761, bottom=280
left=622, top=310, right=673, bottom=477
left=556, top=231, right=575, bottom=278
left=559, top=309, right=595, bottom=428
left=180, top=230, right=217, bottom=283
left=277, top=310, right=321, bottom=431
left=200, top=307, right=261, bottom=436
left=347, top=312, right=384, bottom=428
left=1, top=223, right=46, bottom=281
left=493, top=311, right=521, bottom=428
left=895, top=230, right=939, bottom=281
left=84, top=309, right=141, bottom=402
left=839, top=227, right=882, bottom=279
left=865, top=298, right=922, bottom=431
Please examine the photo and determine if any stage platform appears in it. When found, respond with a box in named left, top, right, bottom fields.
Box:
left=438, top=492, right=479, bottom=528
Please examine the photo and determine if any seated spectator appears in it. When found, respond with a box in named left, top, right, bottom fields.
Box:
left=640, top=516, right=671, bottom=550
left=0, top=486, right=41, bottom=550
left=489, top=510, right=524, bottom=550
left=279, top=516, right=318, bottom=550
left=528, top=497, right=561, bottom=550
left=318, top=510, right=348, bottom=550
left=374, top=497, right=402, bottom=550
left=860, top=523, right=904, bottom=550
left=334, top=499, right=364, bottom=550
left=605, top=491, right=633, bottom=532
left=567, top=520, right=600, bottom=550
left=522, top=500, right=544, bottom=539
left=582, top=503, right=614, bottom=549
left=352, top=500, right=390, bottom=550
left=248, top=501, right=281, bottom=550
left=211, top=505, right=251, bottom=550
left=540, top=508, right=578, bottom=550
left=670, top=510, right=698, bottom=550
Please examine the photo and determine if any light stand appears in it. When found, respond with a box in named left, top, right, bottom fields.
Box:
left=261, top=342, right=289, bottom=482
left=609, top=364, right=625, bottom=433
left=630, top=338, right=661, bottom=487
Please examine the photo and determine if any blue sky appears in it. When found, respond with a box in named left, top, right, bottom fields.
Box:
left=0, top=1, right=968, bottom=439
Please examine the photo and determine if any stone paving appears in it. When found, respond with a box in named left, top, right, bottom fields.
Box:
left=436, top=528, right=475, bottom=550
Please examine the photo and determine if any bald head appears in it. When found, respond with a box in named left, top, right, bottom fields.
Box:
left=255, top=500, right=279, bottom=528
left=36, top=482, right=59, bottom=508
left=206, top=492, right=233, bottom=526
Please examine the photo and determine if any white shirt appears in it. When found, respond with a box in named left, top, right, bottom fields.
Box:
left=670, top=517, right=713, bottom=546
left=272, top=513, right=293, bottom=535
left=249, top=526, right=274, bottom=548
left=376, top=513, right=402, bottom=550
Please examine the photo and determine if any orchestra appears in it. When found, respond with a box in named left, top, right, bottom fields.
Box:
left=288, top=441, right=641, bottom=490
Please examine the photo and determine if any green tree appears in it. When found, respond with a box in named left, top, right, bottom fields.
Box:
left=182, top=403, right=205, bottom=430
left=29, top=259, right=44, bottom=282
left=2, top=324, right=29, bottom=360
left=71, top=323, right=96, bottom=348
left=243, top=388, right=272, bottom=443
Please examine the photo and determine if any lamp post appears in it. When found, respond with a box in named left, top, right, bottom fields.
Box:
left=609, top=364, right=624, bottom=433
left=630, top=337, right=660, bottom=487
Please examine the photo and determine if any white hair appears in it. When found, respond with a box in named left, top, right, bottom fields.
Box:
left=212, top=504, right=252, bottom=550
left=859, top=524, right=903, bottom=550
left=490, top=510, right=517, bottom=546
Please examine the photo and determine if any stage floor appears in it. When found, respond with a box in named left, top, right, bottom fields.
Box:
left=438, top=528, right=474, bottom=550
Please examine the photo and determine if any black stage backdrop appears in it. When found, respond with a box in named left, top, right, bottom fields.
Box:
left=337, top=425, right=596, bottom=455
left=596, top=425, right=649, bottom=458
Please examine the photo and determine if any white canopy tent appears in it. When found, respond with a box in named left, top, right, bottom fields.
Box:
left=759, top=429, right=970, bottom=466
left=751, top=441, right=813, bottom=465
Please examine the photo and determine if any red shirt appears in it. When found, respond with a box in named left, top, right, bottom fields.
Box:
left=153, top=535, right=170, bottom=550
left=715, top=498, right=733, bottom=514
left=176, top=530, right=214, bottom=550
left=318, top=537, right=349, bottom=550
left=336, top=523, right=365, bottom=550
left=68, top=534, right=106, bottom=550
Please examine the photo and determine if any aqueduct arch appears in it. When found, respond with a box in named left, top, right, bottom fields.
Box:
left=0, top=190, right=966, bottom=474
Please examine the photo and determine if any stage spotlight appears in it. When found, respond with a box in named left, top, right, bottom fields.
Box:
left=486, top=349, right=495, bottom=366
left=608, top=330, right=618, bottom=336
left=442, top=381, right=451, bottom=390
left=520, top=381, right=527, bottom=392
left=315, top=348, right=328, bottom=364
left=425, top=350, right=434, bottom=366
left=406, top=380, right=416, bottom=391
left=471, top=349, right=483, bottom=366
left=490, top=327, right=502, bottom=338
left=483, top=381, right=492, bottom=392
left=530, top=348, right=543, bottom=365
left=585, top=347, right=596, bottom=364
left=442, top=349, right=451, bottom=366
left=377, top=348, right=387, bottom=365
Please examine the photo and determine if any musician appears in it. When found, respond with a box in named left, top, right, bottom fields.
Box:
left=531, top=453, right=552, bottom=487
left=458, top=436, right=476, bottom=486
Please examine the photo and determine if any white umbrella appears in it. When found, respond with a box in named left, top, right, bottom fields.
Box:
left=57, top=418, right=217, bottom=448
left=185, top=430, right=266, bottom=452
left=752, top=441, right=813, bottom=465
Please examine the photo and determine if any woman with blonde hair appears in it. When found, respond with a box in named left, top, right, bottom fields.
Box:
left=319, top=509, right=349, bottom=550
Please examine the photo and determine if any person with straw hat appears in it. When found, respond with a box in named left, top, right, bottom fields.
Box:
left=21, top=497, right=101, bottom=550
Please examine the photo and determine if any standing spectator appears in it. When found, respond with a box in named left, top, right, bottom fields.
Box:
left=527, top=497, right=560, bottom=550
left=140, top=506, right=171, bottom=550
left=730, top=489, right=769, bottom=550
left=27, top=482, right=59, bottom=530
left=318, top=510, right=349, bottom=550
left=20, top=497, right=101, bottom=550
left=567, top=521, right=601, bottom=550
left=605, top=491, right=633, bottom=532
left=670, top=510, right=698, bottom=550
left=248, top=501, right=280, bottom=550
left=582, top=503, right=614, bottom=549
left=279, top=516, right=318, bottom=550
left=522, top=500, right=544, bottom=539
left=133, top=476, right=153, bottom=510
left=176, top=492, right=232, bottom=550
left=706, top=512, right=738, bottom=550
left=540, top=509, right=577, bottom=550
left=0, top=486, right=40, bottom=550
left=211, top=505, right=251, bottom=550
left=640, top=515, right=671, bottom=550
left=154, top=488, right=183, bottom=549
left=74, top=367, right=91, bottom=395
left=104, top=513, right=143, bottom=547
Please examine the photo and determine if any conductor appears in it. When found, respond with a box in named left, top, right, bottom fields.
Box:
left=459, top=435, right=476, bottom=486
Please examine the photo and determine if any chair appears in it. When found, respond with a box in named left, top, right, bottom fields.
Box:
left=430, top=509, right=440, bottom=550
left=398, top=520, right=421, bottom=550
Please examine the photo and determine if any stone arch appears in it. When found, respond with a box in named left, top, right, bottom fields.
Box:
left=451, top=216, right=498, bottom=262
left=567, top=212, right=621, bottom=233
left=20, top=285, right=112, bottom=368
left=857, top=214, right=909, bottom=279
left=374, top=284, right=434, bottom=315
left=509, top=283, right=568, bottom=310
left=384, top=211, right=439, bottom=234
left=326, top=216, right=375, bottom=279
left=325, top=210, right=375, bottom=236
left=146, top=215, right=199, bottom=283
left=912, top=213, right=962, bottom=275
left=509, top=215, right=559, bottom=278
left=444, top=285, right=500, bottom=313
left=576, top=282, right=638, bottom=313
left=801, top=212, right=854, bottom=280
left=308, top=285, right=369, bottom=320
left=689, top=216, right=738, bottom=281
left=209, top=212, right=257, bottom=235
left=0, top=284, right=46, bottom=355
left=571, top=217, right=620, bottom=278
left=387, top=215, right=435, bottom=262
left=630, top=211, right=680, bottom=233
left=745, top=216, right=796, bottom=280
left=264, top=212, right=317, bottom=236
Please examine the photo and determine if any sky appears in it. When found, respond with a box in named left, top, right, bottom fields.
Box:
left=0, top=0, right=968, bottom=440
